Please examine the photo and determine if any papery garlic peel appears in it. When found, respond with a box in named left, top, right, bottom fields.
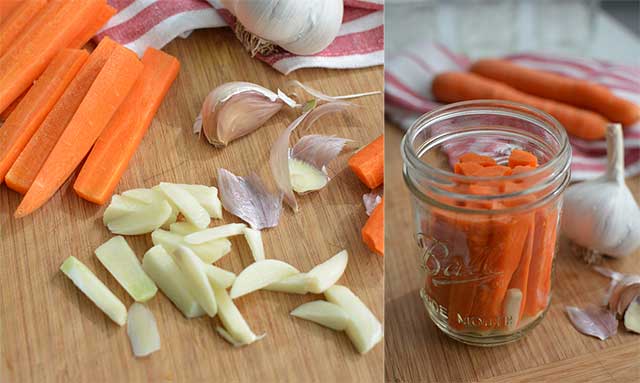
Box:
left=561, top=124, right=640, bottom=258
left=221, top=0, right=344, bottom=56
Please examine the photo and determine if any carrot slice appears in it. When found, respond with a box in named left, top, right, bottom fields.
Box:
left=454, top=162, right=483, bottom=175
left=15, top=44, right=142, bottom=217
left=0, top=0, right=102, bottom=112
left=362, top=198, right=384, bottom=256
left=458, top=152, right=497, bottom=166
left=0, top=49, right=88, bottom=182
left=5, top=38, right=118, bottom=194
left=0, top=0, right=46, bottom=57
left=68, top=3, right=116, bottom=49
left=508, top=149, right=538, bottom=168
left=74, top=48, right=180, bottom=204
left=349, top=135, right=384, bottom=189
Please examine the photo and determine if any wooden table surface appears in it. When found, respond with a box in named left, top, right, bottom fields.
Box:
left=384, top=122, right=640, bottom=383
left=0, top=29, right=384, bottom=383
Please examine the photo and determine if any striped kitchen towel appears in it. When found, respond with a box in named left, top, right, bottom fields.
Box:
left=96, top=0, right=384, bottom=74
left=385, top=42, right=640, bottom=181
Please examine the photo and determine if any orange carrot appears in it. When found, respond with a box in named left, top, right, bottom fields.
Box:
left=0, top=90, right=25, bottom=121
left=508, top=149, right=538, bottom=168
left=0, top=49, right=88, bottom=182
left=362, top=198, right=383, bottom=256
left=0, top=0, right=103, bottom=112
left=454, top=162, right=483, bottom=176
left=0, top=0, right=46, bottom=57
left=505, top=216, right=534, bottom=325
left=5, top=38, right=118, bottom=194
left=15, top=44, right=142, bottom=217
left=74, top=48, right=180, bottom=204
left=68, top=3, right=116, bottom=49
left=470, top=59, right=640, bottom=126
left=432, top=72, right=609, bottom=140
left=459, top=152, right=496, bottom=166
left=0, top=0, right=21, bottom=20
left=349, top=134, right=384, bottom=189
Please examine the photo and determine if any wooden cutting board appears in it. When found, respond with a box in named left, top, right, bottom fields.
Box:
left=0, top=29, right=383, bottom=383
left=384, top=122, right=640, bottom=383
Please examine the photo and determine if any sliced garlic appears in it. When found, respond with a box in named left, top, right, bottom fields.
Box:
left=306, top=250, right=348, bottom=294
left=157, top=182, right=211, bottom=229
left=121, top=188, right=156, bottom=204
left=205, top=264, right=236, bottom=289
left=104, top=191, right=172, bottom=235
left=102, top=195, right=143, bottom=223
left=242, top=227, right=265, bottom=262
left=173, top=246, right=217, bottom=317
left=175, top=184, right=222, bottom=219
left=216, top=326, right=244, bottom=347
left=503, top=288, right=523, bottom=331
left=230, top=260, right=299, bottom=299
left=264, top=273, right=311, bottom=295
left=127, top=303, right=161, bottom=357
left=289, top=158, right=328, bottom=193
left=324, top=285, right=382, bottom=354
left=214, top=287, right=262, bottom=345
left=169, top=221, right=201, bottom=235
left=142, top=245, right=205, bottom=319
left=184, top=223, right=247, bottom=245
left=60, top=256, right=127, bottom=326
left=152, top=229, right=231, bottom=264
left=95, top=236, right=157, bottom=302
left=291, top=300, right=351, bottom=331
left=624, top=298, right=640, bottom=334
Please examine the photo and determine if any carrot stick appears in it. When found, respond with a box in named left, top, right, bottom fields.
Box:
left=458, top=152, right=496, bottom=166
left=432, top=72, right=609, bottom=140
left=68, top=3, right=116, bottom=49
left=0, top=0, right=103, bottom=112
left=505, top=214, right=534, bottom=325
left=0, top=0, right=21, bottom=20
left=5, top=38, right=118, bottom=194
left=74, top=48, right=180, bottom=204
left=470, top=59, right=640, bottom=127
left=349, top=134, right=384, bottom=189
left=508, top=149, right=538, bottom=168
left=0, top=90, right=25, bottom=121
left=362, top=198, right=384, bottom=256
left=0, top=49, right=88, bottom=182
left=0, top=0, right=46, bottom=57
left=15, top=44, right=142, bottom=217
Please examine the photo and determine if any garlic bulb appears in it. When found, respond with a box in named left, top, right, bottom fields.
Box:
left=562, top=124, right=640, bottom=259
left=221, top=0, right=344, bottom=56
left=194, top=82, right=294, bottom=147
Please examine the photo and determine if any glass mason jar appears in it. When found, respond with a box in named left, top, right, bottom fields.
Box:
left=401, top=100, right=571, bottom=346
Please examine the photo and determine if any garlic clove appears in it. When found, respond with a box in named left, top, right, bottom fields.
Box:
left=289, top=158, right=328, bottom=193
left=291, top=134, right=350, bottom=171
left=624, top=298, right=640, bottom=334
left=306, top=250, right=348, bottom=294
left=127, top=303, right=161, bottom=357
left=290, top=300, right=351, bottom=331
left=230, top=259, right=299, bottom=299
left=214, top=286, right=262, bottom=345
left=173, top=246, right=218, bottom=317
left=566, top=305, right=618, bottom=340
left=287, top=80, right=382, bottom=102
left=561, top=124, right=640, bottom=259
left=204, top=264, right=236, bottom=290
left=264, top=273, right=311, bottom=295
left=217, top=168, right=283, bottom=230
left=609, top=277, right=640, bottom=317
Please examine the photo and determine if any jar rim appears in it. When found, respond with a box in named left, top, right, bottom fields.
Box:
left=401, top=100, right=571, bottom=183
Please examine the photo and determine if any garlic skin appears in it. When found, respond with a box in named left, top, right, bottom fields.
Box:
left=195, top=82, right=284, bottom=147
left=562, top=124, right=640, bottom=258
left=221, top=0, right=344, bottom=56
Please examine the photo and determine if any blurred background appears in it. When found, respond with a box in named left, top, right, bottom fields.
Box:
left=385, top=0, right=640, bottom=64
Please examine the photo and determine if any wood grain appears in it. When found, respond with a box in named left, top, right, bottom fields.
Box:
left=384, top=122, right=640, bottom=383
left=0, top=28, right=383, bottom=383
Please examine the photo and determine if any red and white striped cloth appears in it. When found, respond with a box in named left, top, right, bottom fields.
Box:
left=95, top=0, right=383, bottom=74
left=385, top=42, right=640, bottom=181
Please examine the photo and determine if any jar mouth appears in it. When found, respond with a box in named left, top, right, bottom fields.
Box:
left=401, top=100, right=572, bottom=213
left=401, top=100, right=570, bottom=184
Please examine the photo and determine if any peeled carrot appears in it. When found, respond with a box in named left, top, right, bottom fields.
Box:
left=0, top=49, right=88, bottom=182
left=0, top=0, right=21, bottom=20
left=362, top=198, right=384, bottom=256
left=432, top=72, right=609, bottom=140
left=349, top=134, right=384, bottom=189
left=5, top=38, right=118, bottom=194
left=454, top=162, right=483, bottom=176
left=0, top=0, right=103, bottom=112
left=0, top=0, right=46, bottom=57
left=69, top=3, right=116, bottom=49
left=15, top=44, right=143, bottom=217
left=508, top=149, right=538, bottom=168
left=0, top=90, right=25, bottom=121
left=470, top=59, right=640, bottom=127
left=74, top=48, right=180, bottom=204
left=459, top=152, right=496, bottom=166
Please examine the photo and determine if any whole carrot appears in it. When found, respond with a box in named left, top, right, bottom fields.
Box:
left=470, top=59, right=640, bottom=127
left=432, top=72, right=609, bottom=140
